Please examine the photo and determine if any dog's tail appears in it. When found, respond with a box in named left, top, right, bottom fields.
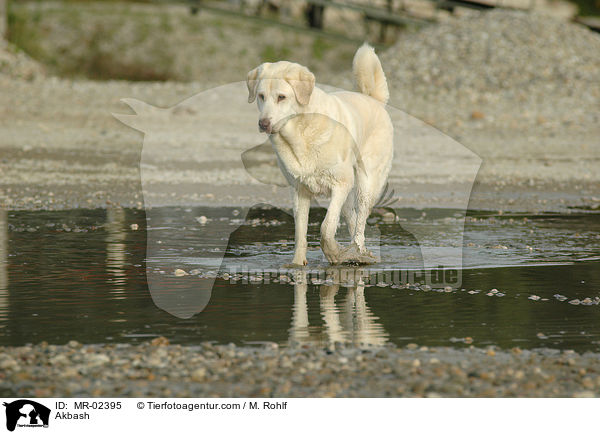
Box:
left=352, top=43, right=389, bottom=104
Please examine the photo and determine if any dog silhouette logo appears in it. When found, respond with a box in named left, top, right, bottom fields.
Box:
left=114, top=83, right=480, bottom=319
left=3, top=400, right=50, bottom=432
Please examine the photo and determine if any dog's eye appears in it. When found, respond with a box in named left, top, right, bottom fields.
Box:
left=258, top=94, right=265, bottom=101
left=278, top=95, right=286, bottom=102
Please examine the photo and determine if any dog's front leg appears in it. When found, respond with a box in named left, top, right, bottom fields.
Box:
left=291, top=186, right=311, bottom=266
left=320, top=186, right=350, bottom=264
left=290, top=270, right=309, bottom=342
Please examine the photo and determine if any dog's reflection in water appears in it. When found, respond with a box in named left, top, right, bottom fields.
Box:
left=289, top=269, right=388, bottom=346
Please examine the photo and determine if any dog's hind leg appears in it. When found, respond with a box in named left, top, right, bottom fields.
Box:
left=341, top=190, right=357, bottom=238
left=320, top=185, right=351, bottom=264
left=353, top=195, right=371, bottom=254
left=337, top=177, right=380, bottom=265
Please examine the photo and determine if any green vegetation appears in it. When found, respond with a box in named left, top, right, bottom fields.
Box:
left=311, top=37, right=333, bottom=60
left=571, top=0, right=600, bottom=16
left=6, top=4, right=45, bottom=60
left=260, top=44, right=291, bottom=63
left=5, top=1, right=357, bottom=82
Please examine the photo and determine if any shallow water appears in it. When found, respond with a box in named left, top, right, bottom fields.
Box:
left=0, top=207, right=599, bottom=351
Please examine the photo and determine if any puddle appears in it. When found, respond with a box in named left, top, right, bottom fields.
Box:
left=0, top=207, right=599, bottom=351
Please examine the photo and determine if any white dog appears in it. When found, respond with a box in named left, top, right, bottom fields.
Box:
left=247, top=43, right=393, bottom=266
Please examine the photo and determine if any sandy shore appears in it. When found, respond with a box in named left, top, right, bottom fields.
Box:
left=0, top=75, right=598, bottom=213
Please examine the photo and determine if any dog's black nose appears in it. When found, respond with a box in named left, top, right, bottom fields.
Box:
left=258, top=118, right=271, bottom=133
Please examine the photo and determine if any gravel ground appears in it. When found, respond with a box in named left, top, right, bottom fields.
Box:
left=1, top=339, right=599, bottom=397
left=380, top=10, right=600, bottom=136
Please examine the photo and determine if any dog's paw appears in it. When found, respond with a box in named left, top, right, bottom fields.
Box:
left=338, top=243, right=378, bottom=265
left=284, top=260, right=307, bottom=269
left=321, top=240, right=343, bottom=265
left=323, top=250, right=343, bottom=265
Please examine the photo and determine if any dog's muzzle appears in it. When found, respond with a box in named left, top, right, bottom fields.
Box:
left=258, top=118, right=271, bottom=134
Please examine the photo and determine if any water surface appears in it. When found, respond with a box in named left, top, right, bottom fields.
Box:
left=0, top=207, right=599, bottom=351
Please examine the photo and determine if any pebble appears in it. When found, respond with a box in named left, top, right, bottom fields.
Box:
left=191, top=368, right=207, bottom=381
left=84, top=353, right=110, bottom=367
left=49, top=354, right=69, bottom=366
left=0, top=357, right=19, bottom=371
left=151, top=337, right=170, bottom=346
left=174, top=269, right=188, bottom=277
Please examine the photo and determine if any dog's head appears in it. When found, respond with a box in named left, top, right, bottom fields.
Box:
left=247, top=61, right=315, bottom=134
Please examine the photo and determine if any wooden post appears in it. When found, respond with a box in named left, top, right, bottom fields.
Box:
left=306, top=3, right=325, bottom=29
left=0, top=0, right=6, bottom=39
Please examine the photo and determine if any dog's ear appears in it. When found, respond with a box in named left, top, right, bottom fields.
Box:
left=247, top=66, right=261, bottom=103
left=287, top=66, right=315, bottom=106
